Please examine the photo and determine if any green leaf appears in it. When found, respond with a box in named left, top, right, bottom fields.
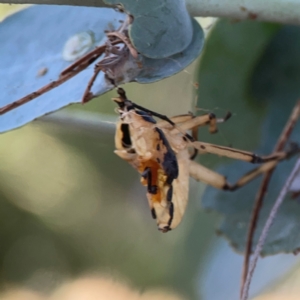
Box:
left=196, top=20, right=281, bottom=158
left=104, top=0, right=193, bottom=58
left=196, top=21, right=300, bottom=255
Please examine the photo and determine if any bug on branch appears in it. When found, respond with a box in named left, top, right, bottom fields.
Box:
left=113, top=88, right=299, bottom=233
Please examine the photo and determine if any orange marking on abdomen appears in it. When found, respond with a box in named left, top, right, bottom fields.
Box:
left=138, top=160, right=166, bottom=203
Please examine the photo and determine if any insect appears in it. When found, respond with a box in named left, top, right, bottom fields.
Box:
left=113, top=88, right=299, bottom=232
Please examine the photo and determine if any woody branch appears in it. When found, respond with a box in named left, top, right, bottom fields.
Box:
left=1, top=0, right=300, bottom=26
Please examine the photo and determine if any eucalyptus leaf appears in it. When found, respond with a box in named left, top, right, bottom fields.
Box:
left=104, top=0, right=193, bottom=58
left=0, top=6, right=125, bottom=133
left=196, top=20, right=300, bottom=255
left=0, top=6, right=204, bottom=133
left=137, top=19, right=204, bottom=83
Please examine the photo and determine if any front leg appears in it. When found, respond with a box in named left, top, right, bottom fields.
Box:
left=168, top=111, right=231, bottom=135
left=81, top=66, right=102, bottom=103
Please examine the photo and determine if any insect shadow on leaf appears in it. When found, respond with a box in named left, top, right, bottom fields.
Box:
left=112, top=88, right=300, bottom=232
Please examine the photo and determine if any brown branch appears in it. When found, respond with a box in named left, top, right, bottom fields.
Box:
left=240, top=100, right=300, bottom=299
left=241, top=157, right=300, bottom=300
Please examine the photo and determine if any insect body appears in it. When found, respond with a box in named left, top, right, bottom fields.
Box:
left=114, top=92, right=184, bottom=232
left=113, top=88, right=299, bottom=232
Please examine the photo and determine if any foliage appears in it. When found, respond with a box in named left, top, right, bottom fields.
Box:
left=0, top=5, right=203, bottom=132
left=197, top=20, right=300, bottom=255
left=1, top=3, right=300, bottom=300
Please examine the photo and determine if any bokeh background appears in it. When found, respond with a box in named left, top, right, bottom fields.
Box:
left=1, top=4, right=300, bottom=300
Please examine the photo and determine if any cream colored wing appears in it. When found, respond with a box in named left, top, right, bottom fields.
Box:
left=149, top=149, right=190, bottom=232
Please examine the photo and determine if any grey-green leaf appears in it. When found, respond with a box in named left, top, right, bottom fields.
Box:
left=0, top=6, right=203, bottom=133
left=104, top=0, right=193, bottom=58
left=137, top=19, right=204, bottom=83
left=0, top=6, right=124, bottom=133
left=196, top=20, right=300, bottom=255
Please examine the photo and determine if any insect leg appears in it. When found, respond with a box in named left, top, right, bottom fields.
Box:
left=193, top=141, right=299, bottom=163
left=158, top=114, right=194, bottom=128
left=167, top=111, right=231, bottom=135
left=81, top=65, right=102, bottom=103
left=60, top=45, right=106, bottom=76
left=114, top=149, right=136, bottom=161
left=170, top=112, right=231, bottom=160
left=189, top=159, right=288, bottom=191
left=0, top=57, right=93, bottom=115
left=158, top=112, right=231, bottom=161
left=0, top=46, right=107, bottom=115
left=190, top=141, right=299, bottom=191
left=106, top=31, right=138, bottom=58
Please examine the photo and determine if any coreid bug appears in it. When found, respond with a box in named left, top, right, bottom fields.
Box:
left=113, top=88, right=299, bottom=232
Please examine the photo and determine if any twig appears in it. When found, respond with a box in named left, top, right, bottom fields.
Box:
left=106, top=32, right=138, bottom=59
left=186, top=0, right=300, bottom=25
left=2, top=0, right=300, bottom=26
left=0, top=0, right=111, bottom=7
left=240, top=100, right=300, bottom=297
left=241, top=157, right=300, bottom=300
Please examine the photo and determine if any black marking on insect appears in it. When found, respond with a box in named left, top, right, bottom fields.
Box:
left=113, top=88, right=300, bottom=233
left=168, top=202, right=174, bottom=226
left=151, top=208, right=157, bottom=219
left=136, top=111, right=157, bottom=124
left=120, top=123, right=132, bottom=148
left=166, top=186, right=173, bottom=202
left=154, top=127, right=178, bottom=185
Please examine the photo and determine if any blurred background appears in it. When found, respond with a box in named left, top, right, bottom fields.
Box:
left=1, top=4, right=300, bottom=300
